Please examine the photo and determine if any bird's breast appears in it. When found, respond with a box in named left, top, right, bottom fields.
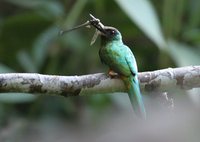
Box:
left=99, top=43, right=132, bottom=76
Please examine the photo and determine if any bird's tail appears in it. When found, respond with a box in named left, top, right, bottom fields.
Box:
left=122, top=76, right=146, bottom=119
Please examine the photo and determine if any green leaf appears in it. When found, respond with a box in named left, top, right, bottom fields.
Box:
left=17, top=50, right=37, bottom=72
left=62, top=0, right=88, bottom=28
left=0, top=93, right=36, bottom=103
left=168, top=40, right=200, bottom=66
left=162, top=0, right=187, bottom=38
left=6, top=0, right=64, bottom=19
left=6, top=0, right=43, bottom=8
left=115, top=0, right=166, bottom=49
left=188, top=0, right=200, bottom=28
left=182, top=29, right=200, bottom=44
left=35, top=1, right=64, bottom=19
left=0, top=63, right=14, bottom=73
left=32, top=26, right=59, bottom=69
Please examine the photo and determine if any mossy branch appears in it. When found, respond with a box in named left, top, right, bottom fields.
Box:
left=0, top=66, right=199, bottom=96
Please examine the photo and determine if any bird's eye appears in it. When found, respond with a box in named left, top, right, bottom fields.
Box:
left=110, top=30, right=115, bottom=35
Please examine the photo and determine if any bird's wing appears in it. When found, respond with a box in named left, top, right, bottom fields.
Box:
left=99, top=44, right=137, bottom=76
left=124, top=46, right=138, bottom=76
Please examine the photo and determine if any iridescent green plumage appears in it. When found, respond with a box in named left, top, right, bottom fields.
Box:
left=59, top=14, right=146, bottom=118
left=98, top=27, right=146, bottom=118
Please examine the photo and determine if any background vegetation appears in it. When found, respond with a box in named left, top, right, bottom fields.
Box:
left=0, top=0, right=199, bottom=141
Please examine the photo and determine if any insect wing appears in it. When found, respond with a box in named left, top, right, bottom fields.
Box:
left=90, top=29, right=99, bottom=45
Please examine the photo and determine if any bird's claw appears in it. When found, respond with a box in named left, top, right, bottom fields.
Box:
left=108, top=70, right=119, bottom=79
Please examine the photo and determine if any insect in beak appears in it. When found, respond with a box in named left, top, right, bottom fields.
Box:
left=59, top=20, right=91, bottom=36
left=59, top=14, right=107, bottom=45
left=90, top=29, right=100, bottom=45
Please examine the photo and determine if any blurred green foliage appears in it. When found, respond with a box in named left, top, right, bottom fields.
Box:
left=0, top=0, right=200, bottom=125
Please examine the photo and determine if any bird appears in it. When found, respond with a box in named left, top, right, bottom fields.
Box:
left=59, top=14, right=146, bottom=118
left=92, top=25, right=146, bottom=119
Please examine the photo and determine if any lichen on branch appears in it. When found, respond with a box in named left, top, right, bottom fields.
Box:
left=0, top=66, right=199, bottom=96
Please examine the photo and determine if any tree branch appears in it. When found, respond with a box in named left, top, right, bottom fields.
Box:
left=0, top=66, right=199, bottom=96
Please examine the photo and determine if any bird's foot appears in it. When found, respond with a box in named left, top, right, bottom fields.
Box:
left=108, top=70, right=119, bottom=79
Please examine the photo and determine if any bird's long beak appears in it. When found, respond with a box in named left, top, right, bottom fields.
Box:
left=89, top=15, right=108, bottom=45
left=89, top=14, right=107, bottom=35
left=89, top=21, right=105, bottom=45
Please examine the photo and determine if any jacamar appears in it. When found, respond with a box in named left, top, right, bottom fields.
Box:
left=60, top=14, right=146, bottom=119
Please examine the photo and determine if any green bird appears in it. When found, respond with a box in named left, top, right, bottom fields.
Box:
left=91, top=24, right=146, bottom=119
left=59, top=14, right=146, bottom=118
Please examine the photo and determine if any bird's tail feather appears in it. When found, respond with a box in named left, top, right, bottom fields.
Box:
left=122, top=76, right=146, bottom=119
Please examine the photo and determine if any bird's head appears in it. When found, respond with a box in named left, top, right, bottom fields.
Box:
left=99, top=26, right=122, bottom=41
left=59, top=14, right=122, bottom=45
left=90, top=21, right=122, bottom=45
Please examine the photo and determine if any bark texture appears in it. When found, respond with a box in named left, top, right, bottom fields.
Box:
left=0, top=66, right=199, bottom=96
